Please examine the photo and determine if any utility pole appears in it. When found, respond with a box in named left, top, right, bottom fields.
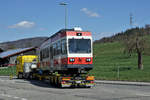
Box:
left=130, top=13, right=133, bottom=28
left=60, top=2, right=67, bottom=29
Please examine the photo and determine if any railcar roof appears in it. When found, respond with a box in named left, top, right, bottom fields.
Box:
left=40, top=28, right=90, bottom=47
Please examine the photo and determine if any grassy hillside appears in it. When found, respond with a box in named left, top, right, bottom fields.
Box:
left=90, top=40, right=150, bottom=82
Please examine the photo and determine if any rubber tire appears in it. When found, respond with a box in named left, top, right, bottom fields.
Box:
left=28, top=73, right=33, bottom=80
left=18, top=73, right=23, bottom=79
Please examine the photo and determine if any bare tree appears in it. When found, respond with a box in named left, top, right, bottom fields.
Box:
left=123, top=31, right=149, bottom=70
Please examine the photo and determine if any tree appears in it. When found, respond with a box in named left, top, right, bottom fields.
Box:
left=123, top=29, right=149, bottom=70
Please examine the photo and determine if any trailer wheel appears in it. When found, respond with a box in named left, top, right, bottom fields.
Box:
left=86, top=86, right=91, bottom=88
left=29, top=73, right=33, bottom=80
left=57, top=78, right=61, bottom=88
left=58, top=83, right=62, bottom=88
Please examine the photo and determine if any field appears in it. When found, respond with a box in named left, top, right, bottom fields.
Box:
left=90, top=41, right=150, bottom=82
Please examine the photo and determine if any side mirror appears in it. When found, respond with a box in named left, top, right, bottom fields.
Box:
left=15, top=61, right=17, bottom=64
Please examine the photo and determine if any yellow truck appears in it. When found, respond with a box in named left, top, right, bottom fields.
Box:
left=16, top=55, right=37, bottom=79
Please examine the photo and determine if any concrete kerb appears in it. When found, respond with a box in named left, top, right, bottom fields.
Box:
left=0, top=76, right=10, bottom=78
left=1, top=76, right=150, bottom=86
left=95, top=80, right=150, bottom=86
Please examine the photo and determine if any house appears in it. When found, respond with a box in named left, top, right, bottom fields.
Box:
left=0, top=47, right=37, bottom=67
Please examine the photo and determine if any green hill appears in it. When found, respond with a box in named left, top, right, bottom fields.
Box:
left=90, top=38, right=150, bottom=82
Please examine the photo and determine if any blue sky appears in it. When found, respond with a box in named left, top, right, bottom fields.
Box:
left=0, top=0, right=150, bottom=42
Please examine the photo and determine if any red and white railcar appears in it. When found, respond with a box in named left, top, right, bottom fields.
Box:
left=38, top=27, right=93, bottom=74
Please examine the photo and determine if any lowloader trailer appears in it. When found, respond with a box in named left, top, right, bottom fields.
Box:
left=16, top=28, right=95, bottom=88
left=16, top=55, right=95, bottom=88
left=33, top=73, right=95, bottom=88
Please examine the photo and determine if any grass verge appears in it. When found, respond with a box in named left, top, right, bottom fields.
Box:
left=0, top=66, right=16, bottom=76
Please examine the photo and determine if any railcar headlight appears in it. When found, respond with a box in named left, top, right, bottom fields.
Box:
left=69, top=58, right=75, bottom=62
left=86, top=58, right=91, bottom=62
left=31, top=64, right=37, bottom=69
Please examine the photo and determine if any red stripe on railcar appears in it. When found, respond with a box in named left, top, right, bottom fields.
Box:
left=61, top=58, right=68, bottom=65
left=50, top=31, right=91, bottom=43
left=67, top=57, right=93, bottom=65
left=53, top=57, right=92, bottom=66
left=66, top=31, right=91, bottom=36
left=60, top=31, right=66, bottom=37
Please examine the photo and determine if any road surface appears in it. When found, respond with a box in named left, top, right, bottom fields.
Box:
left=0, top=77, right=150, bottom=100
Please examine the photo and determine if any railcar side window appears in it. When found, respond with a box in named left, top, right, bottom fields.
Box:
left=56, top=43, right=58, bottom=55
left=42, top=50, right=44, bottom=59
left=57, top=41, right=61, bottom=55
left=61, top=39, right=67, bottom=54
left=53, top=44, right=57, bottom=56
left=50, top=46, right=53, bottom=58
left=44, top=49, right=45, bottom=58
left=46, top=48, right=49, bottom=58
left=40, top=51, right=42, bottom=61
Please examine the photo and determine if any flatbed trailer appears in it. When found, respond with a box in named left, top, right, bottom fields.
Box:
left=33, top=72, right=95, bottom=88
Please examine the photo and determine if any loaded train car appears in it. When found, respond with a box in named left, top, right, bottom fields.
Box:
left=36, top=27, right=95, bottom=87
left=17, top=27, right=95, bottom=88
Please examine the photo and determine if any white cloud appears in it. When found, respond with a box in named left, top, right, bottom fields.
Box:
left=80, top=8, right=100, bottom=18
left=9, top=21, right=35, bottom=28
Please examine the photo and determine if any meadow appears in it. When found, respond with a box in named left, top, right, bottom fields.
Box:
left=90, top=41, right=150, bottom=82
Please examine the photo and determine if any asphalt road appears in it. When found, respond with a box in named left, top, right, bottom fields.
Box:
left=0, top=77, right=150, bottom=100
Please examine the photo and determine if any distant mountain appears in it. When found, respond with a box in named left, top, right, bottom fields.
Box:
left=0, top=37, right=48, bottom=51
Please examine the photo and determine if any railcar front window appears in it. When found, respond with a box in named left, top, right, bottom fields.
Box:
left=69, top=39, right=91, bottom=53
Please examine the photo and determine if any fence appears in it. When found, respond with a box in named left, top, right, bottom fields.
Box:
left=90, top=65, right=144, bottom=81
left=0, top=66, right=16, bottom=76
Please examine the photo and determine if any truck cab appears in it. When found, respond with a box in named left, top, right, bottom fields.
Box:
left=16, top=55, right=37, bottom=79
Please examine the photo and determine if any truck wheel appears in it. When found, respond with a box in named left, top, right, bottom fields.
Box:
left=18, top=73, right=23, bottom=79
